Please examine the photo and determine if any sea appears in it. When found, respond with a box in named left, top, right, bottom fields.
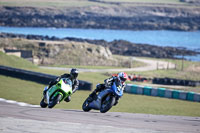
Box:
left=0, top=26, right=200, bottom=61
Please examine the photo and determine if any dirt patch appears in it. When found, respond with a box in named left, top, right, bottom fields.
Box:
left=186, top=65, right=200, bottom=72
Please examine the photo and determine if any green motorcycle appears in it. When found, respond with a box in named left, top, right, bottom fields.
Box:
left=40, top=78, right=73, bottom=108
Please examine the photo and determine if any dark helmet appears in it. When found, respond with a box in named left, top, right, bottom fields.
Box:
left=70, top=68, right=79, bottom=79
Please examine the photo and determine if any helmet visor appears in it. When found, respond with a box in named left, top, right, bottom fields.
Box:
left=72, top=73, right=78, bottom=78
left=120, top=77, right=127, bottom=82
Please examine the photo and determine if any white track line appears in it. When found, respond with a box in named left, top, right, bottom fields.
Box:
left=0, top=98, right=40, bottom=108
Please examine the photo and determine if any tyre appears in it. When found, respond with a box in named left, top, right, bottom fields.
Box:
left=100, top=94, right=115, bottom=113
left=48, top=94, right=62, bottom=108
left=82, top=97, right=91, bottom=112
left=40, top=98, right=47, bottom=108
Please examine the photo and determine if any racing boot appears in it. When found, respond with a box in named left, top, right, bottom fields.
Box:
left=89, top=91, right=97, bottom=98
left=43, top=86, right=49, bottom=99
left=88, top=84, right=104, bottom=102
left=64, top=96, right=71, bottom=102
left=113, top=97, right=119, bottom=106
left=113, top=100, right=118, bottom=106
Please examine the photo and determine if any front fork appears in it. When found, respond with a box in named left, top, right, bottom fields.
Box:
left=44, top=86, right=48, bottom=91
left=43, top=86, right=48, bottom=103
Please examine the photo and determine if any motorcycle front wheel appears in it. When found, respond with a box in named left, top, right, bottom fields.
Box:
left=40, top=98, right=47, bottom=108
left=100, top=94, right=115, bottom=113
left=82, top=97, right=92, bottom=112
left=48, top=94, right=62, bottom=108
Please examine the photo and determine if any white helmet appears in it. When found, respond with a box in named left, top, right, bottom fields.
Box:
left=117, top=72, right=128, bottom=83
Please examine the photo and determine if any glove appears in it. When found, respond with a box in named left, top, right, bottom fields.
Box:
left=56, top=77, right=60, bottom=82
left=105, top=82, right=111, bottom=88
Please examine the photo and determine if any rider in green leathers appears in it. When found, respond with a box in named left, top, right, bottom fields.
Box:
left=43, top=68, right=79, bottom=102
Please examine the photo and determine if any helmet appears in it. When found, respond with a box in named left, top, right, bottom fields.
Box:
left=70, top=68, right=79, bottom=79
left=117, top=72, right=128, bottom=83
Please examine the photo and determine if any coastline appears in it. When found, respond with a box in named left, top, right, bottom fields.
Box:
left=1, top=32, right=199, bottom=61
left=0, top=5, right=200, bottom=31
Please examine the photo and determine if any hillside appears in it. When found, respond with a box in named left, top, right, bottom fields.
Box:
left=0, top=0, right=200, bottom=31
left=1, top=32, right=198, bottom=59
left=0, top=37, right=134, bottom=67
left=0, top=51, right=37, bottom=69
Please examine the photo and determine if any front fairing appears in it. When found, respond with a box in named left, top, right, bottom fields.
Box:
left=60, top=78, right=73, bottom=94
left=111, top=82, right=123, bottom=97
left=88, top=81, right=123, bottom=110
left=46, top=78, right=73, bottom=104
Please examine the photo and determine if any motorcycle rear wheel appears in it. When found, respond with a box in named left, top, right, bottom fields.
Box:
left=48, top=94, right=62, bottom=108
left=100, top=94, right=115, bottom=113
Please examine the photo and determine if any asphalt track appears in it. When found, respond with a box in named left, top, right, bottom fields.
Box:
left=0, top=100, right=200, bottom=133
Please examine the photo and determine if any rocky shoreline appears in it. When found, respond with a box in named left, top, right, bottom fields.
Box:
left=0, top=4, right=200, bottom=31
left=0, top=32, right=199, bottom=59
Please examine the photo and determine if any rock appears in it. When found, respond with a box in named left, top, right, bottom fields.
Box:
left=181, top=0, right=200, bottom=5
left=95, top=46, right=112, bottom=58
left=0, top=32, right=199, bottom=60
left=0, top=5, right=200, bottom=31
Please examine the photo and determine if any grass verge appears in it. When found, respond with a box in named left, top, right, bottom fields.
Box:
left=0, top=0, right=186, bottom=8
left=0, top=75, right=200, bottom=117
left=126, top=57, right=200, bottom=81
left=0, top=51, right=37, bottom=69
left=1, top=53, right=200, bottom=116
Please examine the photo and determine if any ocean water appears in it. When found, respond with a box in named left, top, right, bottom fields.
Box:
left=0, top=26, right=200, bottom=61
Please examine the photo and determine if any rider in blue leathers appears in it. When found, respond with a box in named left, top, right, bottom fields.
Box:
left=89, top=72, right=128, bottom=105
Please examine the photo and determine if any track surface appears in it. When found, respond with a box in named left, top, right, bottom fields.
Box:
left=0, top=101, right=200, bottom=133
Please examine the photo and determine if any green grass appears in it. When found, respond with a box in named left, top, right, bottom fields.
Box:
left=0, top=0, right=188, bottom=8
left=0, top=0, right=105, bottom=8
left=124, top=57, right=200, bottom=92
left=1, top=52, right=200, bottom=116
left=45, top=54, right=146, bottom=69
left=0, top=51, right=108, bottom=89
left=102, top=0, right=183, bottom=4
left=0, top=75, right=200, bottom=117
left=131, top=69, right=200, bottom=81
left=111, top=93, right=200, bottom=117
left=36, top=69, right=108, bottom=89
left=125, top=57, right=200, bottom=81
left=1, top=51, right=199, bottom=88
left=0, top=75, right=43, bottom=104
left=0, top=51, right=37, bottom=69
left=48, top=65, right=124, bottom=69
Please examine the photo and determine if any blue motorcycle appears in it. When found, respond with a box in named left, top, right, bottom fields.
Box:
left=82, top=80, right=123, bottom=113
